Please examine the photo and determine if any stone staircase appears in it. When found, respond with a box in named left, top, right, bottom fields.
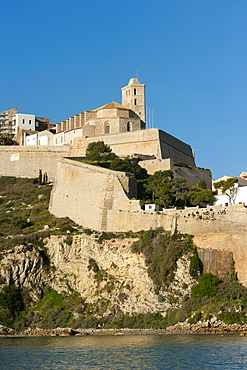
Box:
left=100, top=175, right=114, bottom=230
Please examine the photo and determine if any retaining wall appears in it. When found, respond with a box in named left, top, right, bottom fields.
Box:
left=0, top=146, right=71, bottom=181
left=49, top=159, right=247, bottom=286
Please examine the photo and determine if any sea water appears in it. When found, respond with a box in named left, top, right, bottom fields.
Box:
left=0, top=334, right=247, bottom=369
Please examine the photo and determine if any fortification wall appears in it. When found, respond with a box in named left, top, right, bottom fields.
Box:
left=159, top=130, right=195, bottom=166
left=0, top=146, right=71, bottom=181
left=174, top=166, right=212, bottom=188
left=49, top=159, right=247, bottom=285
left=139, top=159, right=212, bottom=188
left=72, top=129, right=162, bottom=159
left=72, top=128, right=195, bottom=166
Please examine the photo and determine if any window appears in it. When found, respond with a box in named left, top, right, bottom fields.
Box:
left=55, top=138, right=58, bottom=144
left=105, top=122, right=110, bottom=134
left=134, top=88, right=136, bottom=95
left=29, top=120, right=32, bottom=125
left=23, top=119, right=25, bottom=124
left=134, top=99, right=137, bottom=105
left=127, top=122, right=131, bottom=131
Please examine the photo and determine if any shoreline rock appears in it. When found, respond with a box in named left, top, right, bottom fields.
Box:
left=1, top=321, right=247, bottom=337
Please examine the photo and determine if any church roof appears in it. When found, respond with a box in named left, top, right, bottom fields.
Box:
left=92, top=101, right=130, bottom=112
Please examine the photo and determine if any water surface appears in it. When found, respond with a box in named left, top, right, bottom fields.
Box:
left=0, top=334, right=246, bottom=369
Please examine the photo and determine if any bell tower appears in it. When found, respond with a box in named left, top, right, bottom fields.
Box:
left=121, top=78, right=146, bottom=123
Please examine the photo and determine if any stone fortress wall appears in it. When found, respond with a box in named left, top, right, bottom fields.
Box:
left=0, top=146, right=246, bottom=287
left=48, top=158, right=247, bottom=287
left=0, top=146, right=71, bottom=180
left=72, top=128, right=196, bottom=167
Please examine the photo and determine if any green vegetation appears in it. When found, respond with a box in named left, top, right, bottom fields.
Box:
left=189, top=186, right=216, bottom=207
left=191, top=273, right=220, bottom=298
left=0, top=175, right=245, bottom=330
left=0, top=136, right=17, bottom=146
left=85, top=141, right=116, bottom=164
left=82, top=141, right=215, bottom=207
left=0, top=176, right=82, bottom=251
left=131, top=229, right=201, bottom=292
left=144, top=170, right=190, bottom=207
left=0, top=284, right=24, bottom=326
left=165, top=279, right=247, bottom=327
left=214, top=178, right=238, bottom=195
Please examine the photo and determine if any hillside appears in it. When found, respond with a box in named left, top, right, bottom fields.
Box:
left=0, top=176, right=247, bottom=333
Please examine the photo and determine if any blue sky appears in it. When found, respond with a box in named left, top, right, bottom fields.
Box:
left=1, top=0, right=246, bottom=179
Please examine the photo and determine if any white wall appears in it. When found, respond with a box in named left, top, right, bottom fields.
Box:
left=26, top=131, right=54, bottom=146
left=54, top=132, right=65, bottom=145
left=13, top=114, right=35, bottom=133
left=64, top=129, right=83, bottom=145
left=214, top=185, right=247, bottom=206
left=26, top=133, right=38, bottom=145
left=54, top=128, right=82, bottom=146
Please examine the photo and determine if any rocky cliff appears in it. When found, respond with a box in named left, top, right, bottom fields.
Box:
left=0, top=233, right=197, bottom=318
left=0, top=231, right=246, bottom=330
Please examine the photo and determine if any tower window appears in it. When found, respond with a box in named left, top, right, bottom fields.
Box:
left=105, top=122, right=110, bottom=134
left=134, top=99, right=137, bottom=105
left=134, top=88, right=136, bottom=95
left=23, top=119, right=25, bottom=124
left=127, top=122, right=131, bottom=131
left=29, top=120, right=32, bottom=124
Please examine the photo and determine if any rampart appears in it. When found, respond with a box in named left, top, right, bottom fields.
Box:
left=0, top=147, right=246, bottom=286
left=0, top=146, right=71, bottom=180
left=72, top=128, right=195, bottom=166
left=49, top=159, right=247, bottom=286
left=139, top=158, right=212, bottom=188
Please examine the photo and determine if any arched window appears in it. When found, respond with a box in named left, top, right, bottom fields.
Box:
left=105, top=122, right=110, bottom=134
left=127, top=122, right=131, bottom=131
left=134, top=88, right=136, bottom=95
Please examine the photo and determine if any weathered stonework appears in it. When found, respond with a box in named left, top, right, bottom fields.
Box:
left=72, top=128, right=196, bottom=167
left=0, top=146, right=71, bottom=180
left=48, top=157, right=247, bottom=286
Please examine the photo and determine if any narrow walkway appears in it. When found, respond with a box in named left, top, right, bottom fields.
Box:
left=100, top=175, right=114, bottom=231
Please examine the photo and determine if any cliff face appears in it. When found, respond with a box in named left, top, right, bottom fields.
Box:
left=0, top=234, right=197, bottom=317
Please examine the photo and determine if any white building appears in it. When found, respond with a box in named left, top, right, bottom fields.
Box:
left=144, top=204, right=163, bottom=211
left=12, top=113, right=36, bottom=135
left=26, top=130, right=54, bottom=146
left=54, top=128, right=83, bottom=146
left=213, top=175, right=247, bottom=206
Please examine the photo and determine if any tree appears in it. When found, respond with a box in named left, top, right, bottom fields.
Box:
left=0, top=136, right=17, bottom=146
left=171, top=178, right=190, bottom=207
left=85, top=141, right=116, bottom=165
left=214, top=178, right=238, bottom=204
left=110, top=156, right=148, bottom=180
left=145, top=170, right=175, bottom=207
left=189, top=185, right=215, bottom=206
left=145, top=171, right=191, bottom=207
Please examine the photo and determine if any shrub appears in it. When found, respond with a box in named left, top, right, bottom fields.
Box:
left=131, top=229, right=197, bottom=291
left=191, top=273, right=220, bottom=298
